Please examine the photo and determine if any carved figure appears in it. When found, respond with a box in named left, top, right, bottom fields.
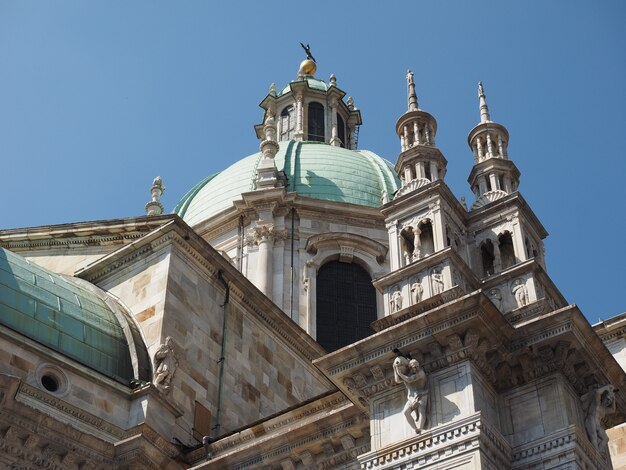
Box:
left=431, top=268, right=444, bottom=295
left=511, top=278, right=528, bottom=308
left=390, top=288, right=403, bottom=313
left=393, top=354, right=428, bottom=433
left=582, top=385, right=617, bottom=450
left=153, top=336, right=177, bottom=393
left=299, top=42, right=316, bottom=62
left=411, top=282, right=423, bottom=304
left=488, top=288, right=502, bottom=310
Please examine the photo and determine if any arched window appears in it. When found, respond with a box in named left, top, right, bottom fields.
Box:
left=280, top=106, right=295, bottom=141
left=316, top=261, right=376, bottom=352
left=480, top=240, right=495, bottom=277
left=337, top=114, right=346, bottom=148
left=498, top=232, right=516, bottom=269
left=308, top=102, right=325, bottom=142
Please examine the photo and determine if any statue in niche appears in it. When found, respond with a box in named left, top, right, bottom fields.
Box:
left=390, top=288, right=403, bottom=313
left=431, top=268, right=444, bottom=295
left=153, top=336, right=178, bottom=393
left=582, top=385, right=618, bottom=450
left=511, top=278, right=528, bottom=308
left=488, top=288, right=502, bottom=310
left=411, top=281, right=423, bottom=304
left=393, top=350, right=428, bottom=434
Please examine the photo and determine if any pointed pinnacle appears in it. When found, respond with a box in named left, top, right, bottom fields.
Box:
left=407, top=69, right=418, bottom=111
left=478, top=81, right=491, bottom=123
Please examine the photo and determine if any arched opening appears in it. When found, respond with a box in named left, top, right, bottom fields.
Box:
left=308, top=102, right=325, bottom=142
left=480, top=239, right=495, bottom=277
left=400, top=227, right=415, bottom=266
left=418, top=220, right=434, bottom=257
left=316, top=261, right=376, bottom=352
left=280, top=105, right=295, bottom=141
left=498, top=232, right=516, bottom=269
left=337, top=113, right=346, bottom=148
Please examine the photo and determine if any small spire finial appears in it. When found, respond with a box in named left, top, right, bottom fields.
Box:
left=478, top=81, right=491, bottom=123
left=406, top=69, right=418, bottom=111
left=269, top=83, right=276, bottom=96
left=145, top=176, right=165, bottom=216
left=329, top=73, right=336, bottom=87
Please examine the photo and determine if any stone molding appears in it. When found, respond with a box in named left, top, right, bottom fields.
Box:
left=371, top=286, right=464, bottom=332
left=511, top=424, right=611, bottom=469
left=358, top=412, right=510, bottom=469
left=325, top=308, right=484, bottom=378
left=204, top=393, right=349, bottom=456
left=305, top=231, right=388, bottom=264
left=15, top=381, right=127, bottom=442
left=0, top=216, right=174, bottom=251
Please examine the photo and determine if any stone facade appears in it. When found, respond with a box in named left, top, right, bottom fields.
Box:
left=0, top=58, right=624, bottom=470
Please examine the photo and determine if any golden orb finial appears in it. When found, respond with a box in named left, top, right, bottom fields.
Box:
left=299, top=59, right=317, bottom=77
left=298, top=43, right=317, bottom=77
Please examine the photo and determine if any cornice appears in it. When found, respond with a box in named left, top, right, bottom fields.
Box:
left=358, top=412, right=511, bottom=469
left=0, top=215, right=175, bottom=251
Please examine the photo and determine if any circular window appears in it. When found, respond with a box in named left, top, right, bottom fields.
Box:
left=41, top=374, right=59, bottom=392
left=35, top=364, right=69, bottom=396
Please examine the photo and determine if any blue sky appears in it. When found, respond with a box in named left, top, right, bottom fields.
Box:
left=0, top=1, right=624, bottom=322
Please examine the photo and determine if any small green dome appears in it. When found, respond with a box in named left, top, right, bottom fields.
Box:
left=175, top=141, right=400, bottom=226
left=280, top=77, right=328, bottom=96
left=0, top=248, right=140, bottom=384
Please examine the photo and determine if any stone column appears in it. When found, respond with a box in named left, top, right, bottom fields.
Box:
left=415, top=162, right=425, bottom=179
left=413, top=122, right=421, bottom=145
left=387, top=221, right=401, bottom=271
left=329, top=98, right=340, bottom=146
left=486, top=134, right=494, bottom=157
left=511, top=219, right=525, bottom=263
left=295, top=93, right=304, bottom=141
left=503, top=176, right=513, bottom=193
left=489, top=173, right=499, bottom=191
left=431, top=206, right=446, bottom=251
left=493, top=238, right=502, bottom=273
left=252, top=225, right=274, bottom=297
left=430, top=162, right=439, bottom=181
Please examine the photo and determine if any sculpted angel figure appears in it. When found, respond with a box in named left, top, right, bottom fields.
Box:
left=153, top=336, right=178, bottom=392
left=393, top=352, right=429, bottom=433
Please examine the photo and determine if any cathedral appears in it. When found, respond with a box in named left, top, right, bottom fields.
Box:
left=1, top=52, right=625, bottom=469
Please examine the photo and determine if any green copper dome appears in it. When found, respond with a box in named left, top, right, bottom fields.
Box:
left=0, top=247, right=139, bottom=384
left=175, top=141, right=400, bottom=226
left=280, top=77, right=328, bottom=96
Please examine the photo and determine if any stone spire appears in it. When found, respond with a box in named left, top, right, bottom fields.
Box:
left=478, top=81, right=490, bottom=123
left=256, top=110, right=280, bottom=189
left=407, top=70, right=418, bottom=112
left=145, top=176, right=164, bottom=216
left=467, top=81, right=520, bottom=210
left=393, top=70, right=447, bottom=199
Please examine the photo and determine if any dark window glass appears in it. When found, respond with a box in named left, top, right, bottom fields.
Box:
left=316, top=261, right=376, bottom=352
left=337, top=114, right=345, bottom=148
left=280, top=105, right=295, bottom=141
left=308, top=102, right=325, bottom=142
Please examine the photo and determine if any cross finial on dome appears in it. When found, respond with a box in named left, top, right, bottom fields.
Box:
left=406, top=70, right=419, bottom=112
left=478, top=81, right=491, bottom=123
